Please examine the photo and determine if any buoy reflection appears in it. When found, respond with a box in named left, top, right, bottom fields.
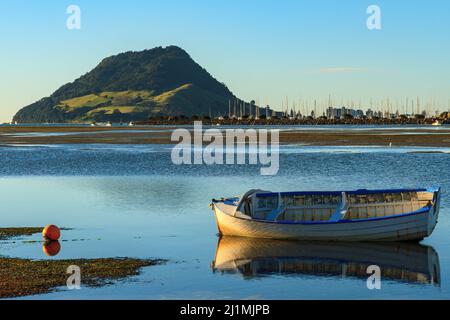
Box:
left=43, top=240, right=61, bottom=256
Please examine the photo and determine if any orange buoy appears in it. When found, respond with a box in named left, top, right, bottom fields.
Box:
left=42, top=225, right=61, bottom=241
left=43, top=241, right=61, bottom=256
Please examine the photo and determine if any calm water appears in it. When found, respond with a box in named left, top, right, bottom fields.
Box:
left=1, top=142, right=450, bottom=299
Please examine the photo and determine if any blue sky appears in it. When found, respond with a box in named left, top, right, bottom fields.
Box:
left=1, top=0, right=450, bottom=121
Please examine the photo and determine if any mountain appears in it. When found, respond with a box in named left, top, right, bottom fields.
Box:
left=13, top=46, right=237, bottom=123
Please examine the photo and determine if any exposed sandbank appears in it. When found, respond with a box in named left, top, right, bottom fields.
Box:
left=1, top=126, right=450, bottom=147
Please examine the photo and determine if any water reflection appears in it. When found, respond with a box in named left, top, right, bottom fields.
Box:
left=212, top=237, right=440, bottom=286
left=42, top=241, right=61, bottom=256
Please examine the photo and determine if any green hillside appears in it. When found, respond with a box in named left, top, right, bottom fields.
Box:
left=13, top=46, right=238, bottom=123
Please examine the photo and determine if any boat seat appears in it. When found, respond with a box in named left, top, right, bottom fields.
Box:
left=266, top=204, right=286, bottom=221
left=266, top=193, right=286, bottom=221
left=329, top=192, right=348, bottom=222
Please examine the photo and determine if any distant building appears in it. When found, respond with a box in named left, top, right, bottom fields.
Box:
left=265, top=105, right=272, bottom=119
left=355, top=109, right=365, bottom=118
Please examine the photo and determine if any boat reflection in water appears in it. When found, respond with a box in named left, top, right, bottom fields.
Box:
left=212, top=237, right=440, bottom=286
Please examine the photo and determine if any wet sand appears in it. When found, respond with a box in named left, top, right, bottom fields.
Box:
left=1, top=126, right=450, bottom=146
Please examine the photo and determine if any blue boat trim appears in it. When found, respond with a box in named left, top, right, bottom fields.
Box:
left=244, top=206, right=431, bottom=225
left=224, top=197, right=239, bottom=205
left=255, top=188, right=429, bottom=198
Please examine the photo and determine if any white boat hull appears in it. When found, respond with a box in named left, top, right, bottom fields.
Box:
left=213, top=202, right=439, bottom=242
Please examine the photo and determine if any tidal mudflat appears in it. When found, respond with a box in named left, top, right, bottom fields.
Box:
left=0, top=256, right=164, bottom=298
left=1, top=125, right=450, bottom=146
left=0, top=228, right=42, bottom=240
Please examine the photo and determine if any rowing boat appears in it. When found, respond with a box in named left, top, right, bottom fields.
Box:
left=211, top=187, right=441, bottom=241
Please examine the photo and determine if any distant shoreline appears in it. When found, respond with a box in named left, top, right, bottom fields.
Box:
left=133, top=117, right=449, bottom=126
left=1, top=124, right=450, bottom=147
left=3, top=115, right=450, bottom=127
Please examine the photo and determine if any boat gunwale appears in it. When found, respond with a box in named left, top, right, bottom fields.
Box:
left=255, top=188, right=432, bottom=198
